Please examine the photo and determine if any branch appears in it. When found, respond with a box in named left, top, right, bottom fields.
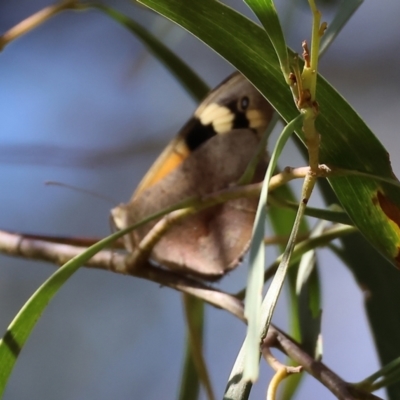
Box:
left=0, top=0, right=84, bottom=50
left=0, top=229, right=383, bottom=399
left=0, top=229, right=245, bottom=321
left=264, top=326, right=383, bottom=400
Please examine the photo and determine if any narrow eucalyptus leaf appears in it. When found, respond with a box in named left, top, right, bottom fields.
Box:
left=139, top=0, right=400, bottom=271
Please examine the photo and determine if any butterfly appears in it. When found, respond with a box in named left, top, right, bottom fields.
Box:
left=112, top=72, right=273, bottom=280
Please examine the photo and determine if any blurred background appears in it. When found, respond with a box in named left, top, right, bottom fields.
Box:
left=0, top=0, right=399, bottom=399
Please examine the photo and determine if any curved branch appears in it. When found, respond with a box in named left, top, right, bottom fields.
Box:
left=0, top=230, right=383, bottom=399
left=0, top=0, right=84, bottom=50
left=0, top=230, right=245, bottom=321
left=264, top=326, right=383, bottom=400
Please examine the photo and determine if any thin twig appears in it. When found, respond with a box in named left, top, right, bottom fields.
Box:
left=265, top=327, right=383, bottom=400
left=0, top=229, right=245, bottom=320
left=0, top=230, right=383, bottom=399
left=262, top=339, right=302, bottom=400
left=266, top=366, right=301, bottom=400
left=235, top=223, right=355, bottom=300
left=0, top=0, right=84, bottom=50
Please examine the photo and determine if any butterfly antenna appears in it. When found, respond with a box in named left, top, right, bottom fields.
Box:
left=45, top=181, right=118, bottom=207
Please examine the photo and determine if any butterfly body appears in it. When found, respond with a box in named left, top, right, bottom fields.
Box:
left=112, top=73, right=273, bottom=279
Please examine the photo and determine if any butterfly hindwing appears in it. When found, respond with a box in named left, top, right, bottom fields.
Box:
left=112, top=72, right=273, bottom=279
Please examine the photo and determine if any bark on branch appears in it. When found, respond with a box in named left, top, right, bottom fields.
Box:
left=0, top=229, right=383, bottom=399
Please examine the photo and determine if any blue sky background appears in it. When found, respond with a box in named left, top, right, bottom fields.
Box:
left=0, top=1, right=399, bottom=399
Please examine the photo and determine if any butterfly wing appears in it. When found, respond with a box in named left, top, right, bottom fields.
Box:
left=133, top=72, right=271, bottom=198
left=112, top=72, right=273, bottom=279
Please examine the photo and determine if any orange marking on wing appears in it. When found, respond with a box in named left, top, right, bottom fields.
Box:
left=145, top=151, right=187, bottom=188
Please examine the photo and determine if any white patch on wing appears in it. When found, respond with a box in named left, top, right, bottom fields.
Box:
left=246, top=109, right=267, bottom=129
left=213, top=120, right=234, bottom=134
left=198, top=103, right=234, bottom=132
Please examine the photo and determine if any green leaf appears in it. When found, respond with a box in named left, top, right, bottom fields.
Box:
left=331, top=231, right=400, bottom=398
left=254, top=165, right=315, bottom=378
left=320, top=0, right=364, bottom=56
left=244, top=116, right=303, bottom=383
left=224, top=340, right=253, bottom=400
left=357, top=355, right=400, bottom=393
left=0, top=196, right=202, bottom=396
left=315, top=175, right=400, bottom=399
left=244, top=0, right=290, bottom=78
left=179, top=342, right=201, bottom=400
left=270, top=196, right=352, bottom=224
left=94, top=4, right=209, bottom=101
left=0, top=229, right=131, bottom=397
left=179, top=295, right=213, bottom=400
left=268, top=182, right=316, bottom=400
left=234, top=224, right=354, bottom=305
left=224, top=118, right=303, bottom=399
left=138, top=0, right=400, bottom=273
left=295, top=221, right=323, bottom=359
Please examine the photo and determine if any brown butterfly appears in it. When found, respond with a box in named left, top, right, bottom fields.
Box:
left=112, top=72, right=273, bottom=280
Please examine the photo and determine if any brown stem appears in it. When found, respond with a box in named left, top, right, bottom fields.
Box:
left=265, top=326, right=383, bottom=400
left=0, top=0, right=83, bottom=50
left=0, top=229, right=384, bottom=399
left=0, top=229, right=245, bottom=321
